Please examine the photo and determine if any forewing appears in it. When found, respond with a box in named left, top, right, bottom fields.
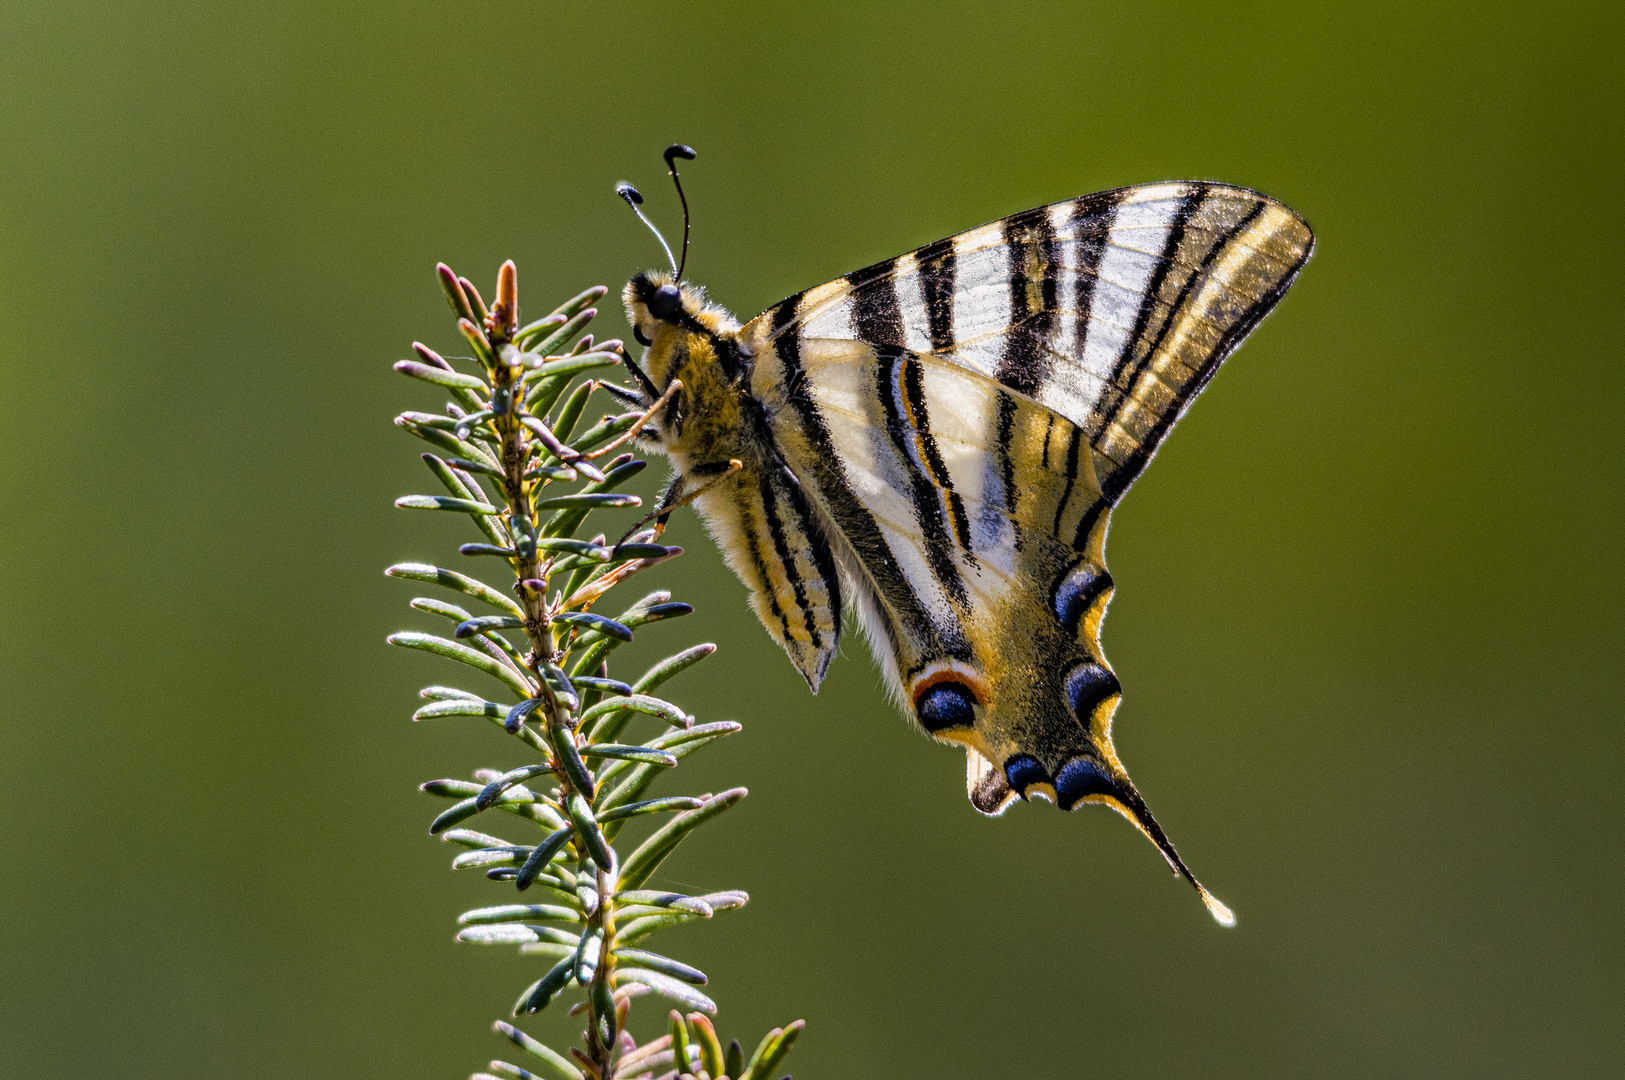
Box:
left=746, top=182, right=1313, bottom=505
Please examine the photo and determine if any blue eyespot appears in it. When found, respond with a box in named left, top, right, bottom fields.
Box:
left=1003, top=754, right=1049, bottom=796
left=1064, top=663, right=1120, bottom=721
left=648, top=283, right=682, bottom=320
left=916, top=681, right=976, bottom=732
left=1052, top=563, right=1111, bottom=636
left=1054, top=757, right=1119, bottom=811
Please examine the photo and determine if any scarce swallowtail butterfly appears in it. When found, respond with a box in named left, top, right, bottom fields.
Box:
left=607, top=147, right=1313, bottom=924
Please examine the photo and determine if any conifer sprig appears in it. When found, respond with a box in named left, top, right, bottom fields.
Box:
left=390, top=261, right=802, bottom=1080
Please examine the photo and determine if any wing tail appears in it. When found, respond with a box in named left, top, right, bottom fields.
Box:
left=1079, top=755, right=1236, bottom=927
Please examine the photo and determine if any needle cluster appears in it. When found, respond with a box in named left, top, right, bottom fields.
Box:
left=388, top=260, right=803, bottom=1080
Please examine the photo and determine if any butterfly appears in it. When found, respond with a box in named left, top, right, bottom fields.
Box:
left=608, top=166, right=1313, bottom=924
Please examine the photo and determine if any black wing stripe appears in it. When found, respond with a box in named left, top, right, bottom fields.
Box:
left=1125, top=194, right=1261, bottom=398
left=1095, top=186, right=1207, bottom=455
left=993, top=212, right=1059, bottom=397
left=916, top=237, right=957, bottom=352
left=1071, top=498, right=1108, bottom=553
left=849, top=259, right=903, bottom=347
left=900, top=355, right=978, bottom=565
left=1069, top=192, right=1121, bottom=435
left=757, top=472, right=823, bottom=651
left=1037, top=210, right=1060, bottom=315
left=781, top=464, right=843, bottom=651
left=736, top=483, right=796, bottom=648
left=1050, top=423, right=1084, bottom=539
left=877, top=348, right=971, bottom=608
left=1102, top=201, right=1310, bottom=502
left=770, top=303, right=965, bottom=659
left=994, top=390, right=1020, bottom=518
left=759, top=294, right=802, bottom=343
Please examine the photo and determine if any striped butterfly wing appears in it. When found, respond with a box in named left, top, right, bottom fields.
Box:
left=739, top=183, right=1311, bottom=922
left=754, top=182, right=1314, bottom=504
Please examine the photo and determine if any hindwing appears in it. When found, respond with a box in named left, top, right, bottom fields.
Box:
left=746, top=335, right=1235, bottom=923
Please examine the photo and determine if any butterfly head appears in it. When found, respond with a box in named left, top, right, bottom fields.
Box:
left=625, top=271, right=709, bottom=349
left=623, top=270, right=748, bottom=400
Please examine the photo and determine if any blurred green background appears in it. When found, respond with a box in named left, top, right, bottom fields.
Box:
left=2, top=1, right=1621, bottom=1077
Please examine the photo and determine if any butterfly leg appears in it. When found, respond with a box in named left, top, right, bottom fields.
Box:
left=611, top=342, right=660, bottom=401
left=613, top=459, right=744, bottom=546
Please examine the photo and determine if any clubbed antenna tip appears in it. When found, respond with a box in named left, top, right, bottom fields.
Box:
left=663, top=144, right=696, bottom=280
left=616, top=182, right=678, bottom=278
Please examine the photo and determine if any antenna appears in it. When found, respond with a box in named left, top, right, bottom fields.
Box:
left=663, top=144, right=696, bottom=280
left=615, top=182, right=678, bottom=277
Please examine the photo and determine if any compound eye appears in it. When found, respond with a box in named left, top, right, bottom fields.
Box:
left=648, top=283, right=682, bottom=321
